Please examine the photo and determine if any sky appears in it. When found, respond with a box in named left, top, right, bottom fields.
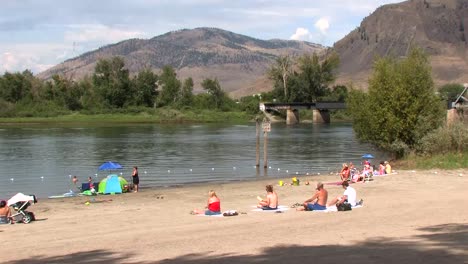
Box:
left=0, top=0, right=404, bottom=74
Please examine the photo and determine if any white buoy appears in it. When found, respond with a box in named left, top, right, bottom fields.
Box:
left=189, top=169, right=193, bottom=172
left=10, top=178, right=14, bottom=181
left=69, top=175, right=72, bottom=178
left=306, top=173, right=309, bottom=176
left=269, top=166, right=272, bottom=169
left=144, top=171, right=147, bottom=174
left=168, top=170, right=171, bottom=173
left=286, top=170, right=289, bottom=173
left=278, top=168, right=280, bottom=171
left=296, top=172, right=298, bottom=175
left=212, top=168, right=214, bottom=171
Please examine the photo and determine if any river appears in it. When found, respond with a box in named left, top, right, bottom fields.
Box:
left=0, top=123, right=388, bottom=198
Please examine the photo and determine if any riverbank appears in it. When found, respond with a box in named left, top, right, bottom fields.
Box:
left=0, top=110, right=255, bottom=124
left=1, top=169, right=467, bottom=263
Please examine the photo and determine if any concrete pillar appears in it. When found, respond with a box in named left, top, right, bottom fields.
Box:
left=447, top=109, right=458, bottom=125
left=286, top=109, right=299, bottom=125
left=313, top=109, right=330, bottom=123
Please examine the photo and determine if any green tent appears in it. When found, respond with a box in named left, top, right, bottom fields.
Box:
left=98, top=174, right=129, bottom=194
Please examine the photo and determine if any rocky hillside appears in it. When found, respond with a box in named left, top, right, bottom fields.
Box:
left=38, top=28, right=324, bottom=97
left=334, top=0, right=468, bottom=88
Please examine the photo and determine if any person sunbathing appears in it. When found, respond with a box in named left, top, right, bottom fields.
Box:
left=339, top=163, right=350, bottom=181
left=297, top=182, right=328, bottom=211
left=257, top=184, right=278, bottom=210
left=192, top=190, right=221, bottom=215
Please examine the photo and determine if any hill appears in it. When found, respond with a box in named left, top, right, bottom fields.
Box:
left=38, top=28, right=324, bottom=98
left=334, top=0, right=468, bottom=88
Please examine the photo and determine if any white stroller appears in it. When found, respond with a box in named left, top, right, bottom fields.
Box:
left=7, top=193, right=37, bottom=224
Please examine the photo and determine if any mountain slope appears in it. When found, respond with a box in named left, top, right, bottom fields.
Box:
left=334, top=0, right=468, bottom=88
left=39, top=28, right=324, bottom=97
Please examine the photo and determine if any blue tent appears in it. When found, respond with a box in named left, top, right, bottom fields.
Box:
left=98, top=175, right=126, bottom=194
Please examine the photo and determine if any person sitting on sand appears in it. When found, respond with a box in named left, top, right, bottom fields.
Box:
left=378, top=161, right=385, bottom=175
left=328, top=181, right=358, bottom=207
left=193, top=190, right=221, bottom=215
left=297, top=182, right=328, bottom=211
left=340, top=163, right=350, bottom=181
left=385, top=161, right=392, bottom=174
left=0, top=200, right=13, bottom=224
left=257, top=184, right=278, bottom=210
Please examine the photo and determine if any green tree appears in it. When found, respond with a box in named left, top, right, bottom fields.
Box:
left=297, top=52, right=340, bottom=102
left=0, top=70, right=35, bottom=103
left=92, top=57, right=130, bottom=108
left=438, top=83, right=464, bottom=102
left=267, top=55, right=293, bottom=102
left=347, top=47, right=445, bottom=157
left=157, top=65, right=181, bottom=107
left=131, top=69, right=158, bottom=107
left=178, top=77, right=194, bottom=108
left=201, top=78, right=225, bottom=109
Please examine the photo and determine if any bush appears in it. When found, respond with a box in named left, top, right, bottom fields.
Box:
left=417, top=123, right=468, bottom=155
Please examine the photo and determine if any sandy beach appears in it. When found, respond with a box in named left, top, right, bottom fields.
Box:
left=1, top=169, right=467, bottom=264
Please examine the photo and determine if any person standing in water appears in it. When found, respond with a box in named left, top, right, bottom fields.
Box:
left=132, top=166, right=139, bottom=192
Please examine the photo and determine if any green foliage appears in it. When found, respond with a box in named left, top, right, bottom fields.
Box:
left=417, top=123, right=468, bottom=155
left=438, top=83, right=464, bottom=101
left=347, top=47, right=445, bottom=157
left=297, top=52, right=340, bottom=102
left=0, top=70, right=36, bottom=103
left=131, top=68, right=158, bottom=107
left=178, top=77, right=194, bottom=108
left=92, top=57, right=131, bottom=108
left=157, top=65, right=181, bottom=107
left=201, top=78, right=226, bottom=109
left=267, top=55, right=293, bottom=101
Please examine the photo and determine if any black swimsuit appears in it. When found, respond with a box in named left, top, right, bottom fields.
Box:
left=133, top=172, right=139, bottom=184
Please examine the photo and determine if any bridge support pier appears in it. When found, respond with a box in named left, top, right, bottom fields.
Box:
left=313, top=110, right=330, bottom=123
left=286, top=109, right=299, bottom=125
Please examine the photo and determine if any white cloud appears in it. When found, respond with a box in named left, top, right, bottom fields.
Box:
left=290, top=27, right=312, bottom=41
left=0, top=44, right=70, bottom=73
left=64, top=24, right=146, bottom=43
left=315, top=18, right=330, bottom=35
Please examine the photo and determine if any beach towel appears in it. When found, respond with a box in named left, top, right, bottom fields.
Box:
left=251, top=205, right=289, bottom=212
left=311, top=204, right=364, bottom=213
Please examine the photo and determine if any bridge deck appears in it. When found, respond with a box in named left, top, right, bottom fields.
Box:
left=260, top=102, right=346, bottom=110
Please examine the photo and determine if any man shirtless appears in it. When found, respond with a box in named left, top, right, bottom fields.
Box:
left=298, top=182, right=328, bottom=211
left=257, top=185, right=278, bottom=210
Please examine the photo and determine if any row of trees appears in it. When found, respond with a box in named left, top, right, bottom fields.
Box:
left=0, top=57, right=237, bottom=117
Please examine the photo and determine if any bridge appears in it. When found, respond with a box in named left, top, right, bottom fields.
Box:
left=259, top=102, right=346, bottom=124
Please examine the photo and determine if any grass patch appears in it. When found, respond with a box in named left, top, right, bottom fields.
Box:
left=395, top=152, right=468, bottom=170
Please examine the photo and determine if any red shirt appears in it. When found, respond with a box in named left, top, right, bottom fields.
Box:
left=208, top=201, right=220, bottom=212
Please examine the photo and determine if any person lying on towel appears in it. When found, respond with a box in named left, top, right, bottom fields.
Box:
left=297, top=182, right=328, bottom=211
left=257, top=185, right=278, bottom=210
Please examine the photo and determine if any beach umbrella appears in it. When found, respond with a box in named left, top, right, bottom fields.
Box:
left=361, top=154, right=374, bottom=159
left=98, top=161, right=123, bottom=171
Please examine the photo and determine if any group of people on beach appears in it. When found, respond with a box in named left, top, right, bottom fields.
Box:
left=70, top=166, right=140, bottom=193
left=192, top=179, right=362, bottom=216
left=339, top=160, right=392, bottom=183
